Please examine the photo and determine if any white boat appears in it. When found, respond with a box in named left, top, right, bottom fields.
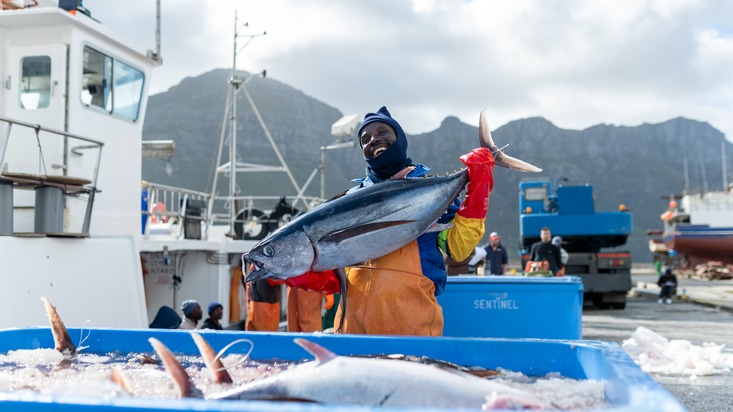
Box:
left=0, top=1, right=322, bottom=329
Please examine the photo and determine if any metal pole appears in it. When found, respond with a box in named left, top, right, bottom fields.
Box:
left=722, top=141, right=728, bottom=191
left=228, top=11, right=239, bottom=236
left=683, top=157, right=689, bottom=195
left=320, top=147, right=326, bottom=200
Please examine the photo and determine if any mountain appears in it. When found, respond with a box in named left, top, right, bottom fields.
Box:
left=142, top=69, right=731, bottom=264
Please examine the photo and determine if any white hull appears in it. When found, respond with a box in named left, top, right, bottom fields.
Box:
left=0, top=236, right=147, bottom=328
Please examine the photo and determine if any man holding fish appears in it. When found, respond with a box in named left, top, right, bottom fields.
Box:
left=243, top=107, right=540, bottom=336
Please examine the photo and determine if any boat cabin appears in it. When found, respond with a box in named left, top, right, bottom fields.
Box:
left=1, top=2, right=157, bottom=237
left=0, top=2, right=158, bottom=329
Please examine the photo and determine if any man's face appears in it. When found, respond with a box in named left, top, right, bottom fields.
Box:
left=490, top=237, right=499, bottom=247
left=190, top=304, right=203, bottom=322
left=211, top=306, right=223, bottom=321
left=540, top=229, right=552, bottom=243
left=360, top=122, right=397, bottom=159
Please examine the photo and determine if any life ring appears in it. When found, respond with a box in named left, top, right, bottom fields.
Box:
left=151, top=202, right=168, bottom=223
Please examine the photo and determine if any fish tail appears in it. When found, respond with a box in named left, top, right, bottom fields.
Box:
left=41, top=297, right=76, bottom=354
left=479, top=110, right=542, bottom=173
left=191, top=332, right=234, bottom=384
left=149, top=337, right=202, bottom=398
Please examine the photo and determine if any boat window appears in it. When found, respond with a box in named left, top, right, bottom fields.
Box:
left=81, top=46, right=144, bottom=121
left=19, top=56, right=51, bottom=110
left=113, top=60, right=144, bottom=121
left=82, top=47, right=112, bottom=110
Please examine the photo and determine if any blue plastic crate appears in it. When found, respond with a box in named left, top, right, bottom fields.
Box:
left=0, top=328, right=685, bottom=411
left=437, top=276, right=583, bottom=339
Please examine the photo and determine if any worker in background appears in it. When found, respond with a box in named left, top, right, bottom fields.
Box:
left=467, top=246, right=487, bottom=274
left=551, top=236, right=569, bottom=276
left=529, top=227, right=563, bottom=276
left=178, top=299, right=202, bottom=330
left=149, top=305, right=182, bottom=329
left=246, top=278, right=281, bottom=331
left=444, top=249, right=475, bottom=275
left=286, top=287, right=323, bottom=332
left=484, top=232, right=508, bottom=275
left=657, top=268, right=678, bottom=304
left=202, top=302, right=224, bottom=330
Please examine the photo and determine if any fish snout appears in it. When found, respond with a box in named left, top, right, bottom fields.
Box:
left=241, top=253, right=265, bottom=280
left=245, top=268, right=271, bottom=282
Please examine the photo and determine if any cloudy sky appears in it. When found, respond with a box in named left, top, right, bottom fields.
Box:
left=84, top=0, right=733, bottom=140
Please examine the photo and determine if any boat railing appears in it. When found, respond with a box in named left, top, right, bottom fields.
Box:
left=141, top=181, right=322, bottom=240
left=0, top=115, right=103, bottom=236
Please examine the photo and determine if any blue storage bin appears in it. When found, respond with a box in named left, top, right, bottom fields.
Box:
left=0, top=328, right=685, bottom=412
left=438, top=275, right=583, bottom=339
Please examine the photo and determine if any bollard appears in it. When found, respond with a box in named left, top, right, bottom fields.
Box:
left=0, top=180, right=12, bottom=235
left=34, top=185, right=64, bottom=233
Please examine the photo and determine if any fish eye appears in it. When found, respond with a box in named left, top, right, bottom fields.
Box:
left=262, top=245, right=275, bottom=257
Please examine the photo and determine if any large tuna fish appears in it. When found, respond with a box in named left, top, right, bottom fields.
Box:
left=243, top=110, right=541, bottom=329
left=208, top=338, right=550, bottom=409
left=149, top=334, right=549, bottom=409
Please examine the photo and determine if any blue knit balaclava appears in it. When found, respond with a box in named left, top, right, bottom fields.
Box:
left=359, top=106, right=411, bottom=181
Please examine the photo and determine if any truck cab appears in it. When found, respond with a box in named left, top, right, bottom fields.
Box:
left=519, top=179, right=633, bottom=309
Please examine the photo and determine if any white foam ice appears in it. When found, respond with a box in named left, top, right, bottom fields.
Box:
left=622, top=326, right=733, bottom=377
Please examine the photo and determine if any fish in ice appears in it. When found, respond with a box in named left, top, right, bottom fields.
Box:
left=151, top=334, right=550, bottom=409
left=243, top=110, right=541, bottom=330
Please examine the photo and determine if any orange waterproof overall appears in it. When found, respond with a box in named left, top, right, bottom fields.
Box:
left=286, top=287, right=323, bottom=332
left=334, top=239, right=443, bottom=336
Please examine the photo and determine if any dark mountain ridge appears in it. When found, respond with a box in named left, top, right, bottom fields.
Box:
left=143, top=69, right=731, bottom=264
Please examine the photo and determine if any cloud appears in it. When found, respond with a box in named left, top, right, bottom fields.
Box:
left=84, top=0, right=733, bottom=140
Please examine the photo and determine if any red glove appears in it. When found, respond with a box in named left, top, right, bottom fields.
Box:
left=269, top=270, right=341, bottom=295
left=458, top=147, right=494, bottom=219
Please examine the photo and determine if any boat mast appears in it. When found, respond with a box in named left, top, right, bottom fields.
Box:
left=722, top=141, right=728, bottom=190
left=228, top=11, right=241, bottom=237
left=683, top=156, right=689, bottom=195
left=206, top=13, right=309, bottom=238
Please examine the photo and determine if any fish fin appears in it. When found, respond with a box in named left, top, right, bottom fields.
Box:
left=191, top=332, right=234, bottom=384
left=334, top=267, right=347, bottom=333
left=149, top=337, right=202, bottom=398
left=294, top=338, right=338, bottom=363
left=110, top=365, right=133, bottom=395
left=41, top=297, right=76, bottom=355
left=425, top=222, right=454, bottom=233
left=320, top=221, right=416, bottom=244
left=494, top=152, right=543, bottom=173
left=478, top=110, right=542, bottom=173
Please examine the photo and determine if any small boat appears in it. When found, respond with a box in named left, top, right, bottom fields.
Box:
left=656, top=192, right=733, bottom=267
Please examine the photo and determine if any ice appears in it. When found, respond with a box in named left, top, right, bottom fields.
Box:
left=7, top=348, right=65, bottom=365
left=0, top=348, right=609, bottom=410
left=491, top=369, right=608, bottom=410
left=622, top=326, right=733, bottom=377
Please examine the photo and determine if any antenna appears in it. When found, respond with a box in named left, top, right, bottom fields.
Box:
left=206, top=12, right=307, bottom=239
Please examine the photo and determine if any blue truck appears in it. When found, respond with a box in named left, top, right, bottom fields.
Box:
left=518, top=179, right=633, bottom=309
